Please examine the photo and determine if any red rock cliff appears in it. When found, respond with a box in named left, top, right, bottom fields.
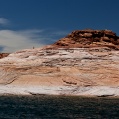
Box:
left=52, top=29, right=119, bottom=49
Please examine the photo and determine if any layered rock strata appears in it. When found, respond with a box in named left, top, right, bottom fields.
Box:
left=0, top=29, right=119, bottom=96
left=51, top=29, right=119, bottom=49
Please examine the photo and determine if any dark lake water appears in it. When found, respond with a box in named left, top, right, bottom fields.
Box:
left=0, top=95, right=119, bottom=119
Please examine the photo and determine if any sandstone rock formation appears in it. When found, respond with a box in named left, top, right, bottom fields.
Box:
left=0, top=53, right=9, bottom=59
left=51, top=29, right=119, bottom=49
left=0, top=29, right=119, bottom=97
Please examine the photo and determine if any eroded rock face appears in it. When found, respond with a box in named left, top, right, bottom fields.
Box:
left=52, top=29, right=119, bottom=50
left=0, top=29, right=119, bottom=96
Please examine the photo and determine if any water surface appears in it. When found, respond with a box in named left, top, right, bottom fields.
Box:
left=0, top=95, right=119, bottom=119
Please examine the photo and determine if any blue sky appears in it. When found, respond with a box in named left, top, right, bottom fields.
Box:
left=0, top=0, right=119, bottom=52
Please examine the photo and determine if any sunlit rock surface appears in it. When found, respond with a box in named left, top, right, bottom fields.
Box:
left=0, top=29, right=119, bottom=97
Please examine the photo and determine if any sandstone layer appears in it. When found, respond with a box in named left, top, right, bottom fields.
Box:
left=0, top=29, right=119, bottom=97
left=51, top=29, right=119, bottom=49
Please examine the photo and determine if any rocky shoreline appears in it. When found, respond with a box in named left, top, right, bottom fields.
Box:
left=0, top=85, right=119, bottom=97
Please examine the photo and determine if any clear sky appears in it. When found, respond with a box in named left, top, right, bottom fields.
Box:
left=0, top=0, right=119, bottom=52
